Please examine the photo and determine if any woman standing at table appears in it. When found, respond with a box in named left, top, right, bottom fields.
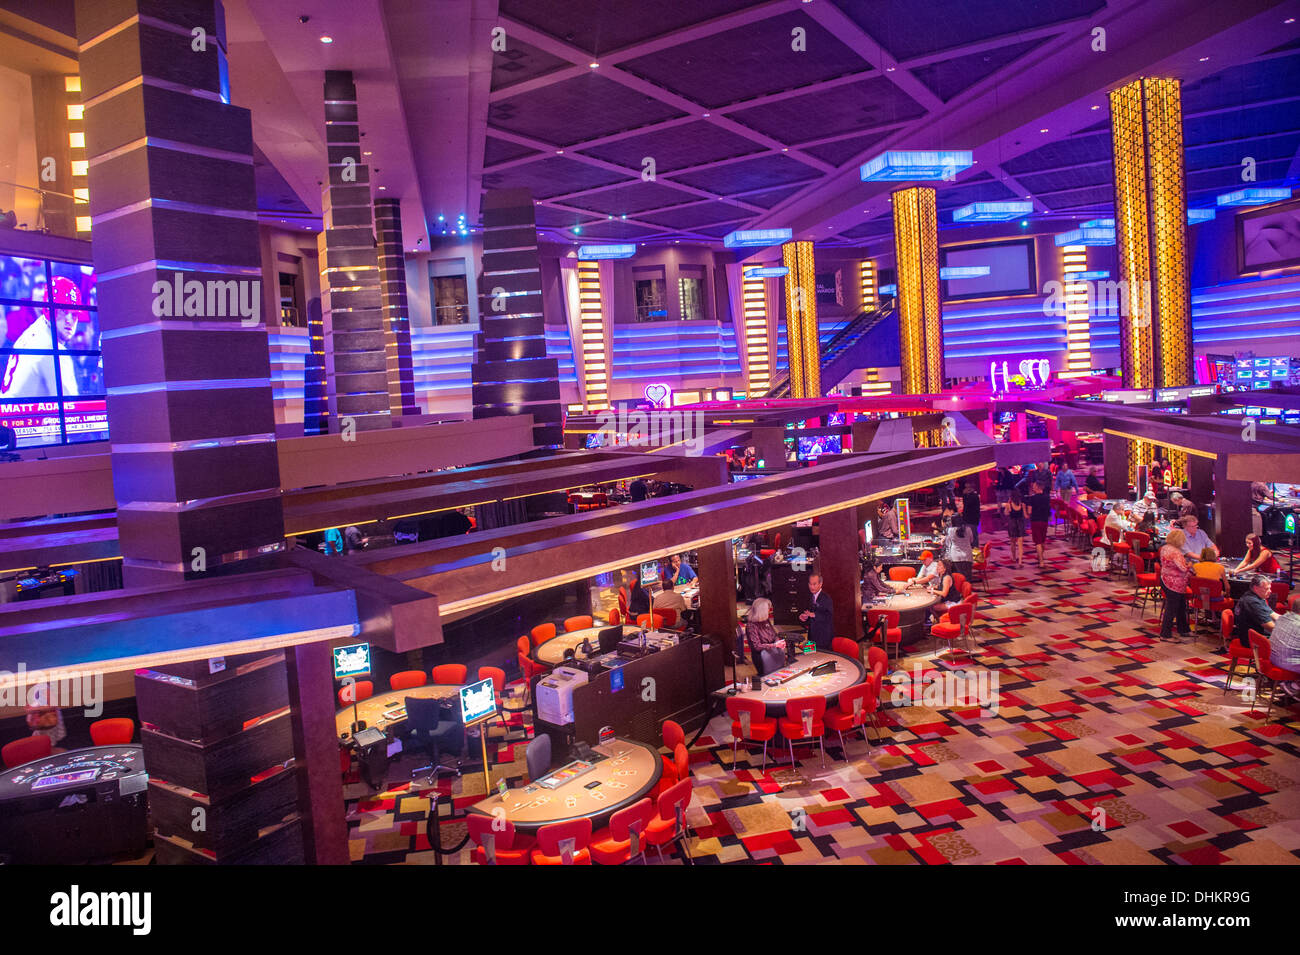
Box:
left=945, top=515, right=975, bottom=580
left=1006, top=488, right=1027, bottom=568
left=1158, top=527, right=1194, bottom=642
left=1234, top=533, right=1280, bottom=576
left=745, top=597, right=785, bottom=676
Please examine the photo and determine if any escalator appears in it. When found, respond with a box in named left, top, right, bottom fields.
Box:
left=766, top=298, right=898, bottom=398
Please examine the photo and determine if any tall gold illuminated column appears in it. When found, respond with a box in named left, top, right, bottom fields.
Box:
left=741, top=266, right=772, bottom=396
left=782, top=240, right=820, bottom=398
left=576, top=260, right=609, bottom=411
left=1061, top=245, right=1091, bottom=377
left=1109, top=77, right=1194, bottom=484
left=893, top=186, right=943, bottom=403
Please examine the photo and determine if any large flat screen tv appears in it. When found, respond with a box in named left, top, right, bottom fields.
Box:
left=1237, top=197, right=1300, bottom=273
left=939, top=238, right=1036, bottom=300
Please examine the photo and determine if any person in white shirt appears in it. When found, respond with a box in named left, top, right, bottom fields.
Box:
left=1104, top=503, right=1133, bottom=537
left=915, top=550, right=941, bottom=586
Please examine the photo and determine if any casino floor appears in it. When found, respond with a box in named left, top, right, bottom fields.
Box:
left=331, top=532, right=1300, bottom=866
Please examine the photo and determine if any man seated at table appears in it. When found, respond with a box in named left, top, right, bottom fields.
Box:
left=1177, top=514, right=1218, bottom=559
left=1130, top=489, right=1158, bottom=522
left=1234, top=574, right=1279, bottom=647
left=1168, top=492, right=1197, bottom=520
left=652, top=577, right=688, bottom=618
left=669, top=553, right=697, bottom=586
left=1104, top=501, right=1133, bottom=536
left=1192, top=547, right=1228, bottom=587
left=1085, top=467, right=1104, bottom=493
left=915, top=550, right=941, bottom=586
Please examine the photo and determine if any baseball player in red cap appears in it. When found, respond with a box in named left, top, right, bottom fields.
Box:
left=1, top=275, right=92, bottom=398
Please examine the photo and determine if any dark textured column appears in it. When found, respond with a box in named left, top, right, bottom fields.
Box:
left=1213, top=457, right=1252, bottom=557
left=77, top=0, right=284, bottom=587
left=373, top=197, right=417, bottom=416
left=818, top=507, right=862, bottom=640
left=318, top=70, right=390, bottom=434
left=1188, top=454, right=1214, bottom=512
left=1103, top=431, right=1130, bottom=499
left=697, top=541, right=737, bottom=641
left=475, top=188, right=562, bottom=447
left=285, top=641, right=349, bottom=865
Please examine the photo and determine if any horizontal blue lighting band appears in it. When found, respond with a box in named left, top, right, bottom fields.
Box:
left=940, top=266, right=992, bottom=279
left=1187, top=209, right=1215, bottom=224
left=1217, top=187, right=1291, bottom=207
left=879, top=284, right=897, bottom=295
left=723, top=228, right=793, bottom=248
left=1054, top=227, right=1115, bottom=246
left=951, top=201, right=1033, bottom=222
left=1074, top=270, right=1110, bottom=280
left=1081, top=218, right=1114, bottom=229
left=747, top=266, right=789, bottom=277
left=577, top=244, right=636, bottom=259
left=860, top=150, right=973, bottom=181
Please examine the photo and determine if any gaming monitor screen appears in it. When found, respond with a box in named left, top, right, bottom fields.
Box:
left=459, top=678, right=498, bottom=725
left=639, top=561, right=661, bottom=586
left=940, top=239, right=1036, bottom=300
left=1238, top=198, right=1300, bottom=272
left=332, top=643, right=371, bottom=679
left=797, top=434, right=840, bottom=459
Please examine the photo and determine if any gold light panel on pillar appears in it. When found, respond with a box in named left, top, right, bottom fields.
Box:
left=893, top=186, right=943, bottom=400
left=66, top=75, right=89, bottom=233
left=782, top=240, right=819, bottom=398
left=741, top=266, right=771, bottom=396
left=577, top=260, right=609, bottom=411
left=1110, top=76, right=1194, bottom=485
left=1061, top=246, right=1091, bottom=378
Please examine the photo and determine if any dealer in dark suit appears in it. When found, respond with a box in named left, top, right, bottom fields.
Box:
left=798, top=573, right=834, bottom=651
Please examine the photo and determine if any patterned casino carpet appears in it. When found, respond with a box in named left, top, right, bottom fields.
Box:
left=344, top=529, right=1300, bottom=865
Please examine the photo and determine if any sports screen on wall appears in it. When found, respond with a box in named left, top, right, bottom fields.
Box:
left=940, top=239, right=1036, bottom=300
left=0, top=254, right=107, bottom=448
left=1238, top=198, right=1300, bottom=273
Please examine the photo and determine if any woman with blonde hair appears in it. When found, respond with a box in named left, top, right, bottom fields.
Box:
left=1158, top=527, right=1193, bottom=642
left=745, top=597, right=785, bottom=676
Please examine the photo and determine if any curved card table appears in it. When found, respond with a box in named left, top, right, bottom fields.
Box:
left=869, top=580, right=941, bottom=643
left=724, top=650, right=866, bottom=716
left=336, top=684, right=462, bottom=740
left=468, top=737, right=661, bottom=832
left=533, top=625, right=641, bottom=666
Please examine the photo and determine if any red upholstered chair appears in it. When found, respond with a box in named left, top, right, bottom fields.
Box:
left=432, top=664, right=467, bottom=685
left=389, top=670, right=427, bottom=691
left=606, top=609, right=623, bottom=625
left=973, top=541, right=994, bottom=593
left=931, top=601, right=977, bottom=658
left=477, top=666, right=513, bottom=733
left=1187, top=577, right=1227, bottom=631
left=958, top=581, right=975, bottom=601
left=653, top=607, right=679, bottom=628
left=564, top=615, right=594, bottom=632
left=645, top=777, right=693, bottom=863
left=467, top=813, right=535, bottom=865
left=593, top=492, right=609, bottom=508
left=1248, top=630, right=1300, bottom=723
left=337, top=680, right=373, bottom=708
left=867, top=646, right=889, bottom=686
left=831, top=637, right=861, bottom=660
left=824, top=676, right=881, bottom=751
left=1107, top=525, right=1131, bottom=575
left=1221, top=610, right=1255, bottom=696
left=726, top=697, right=778, bottom=772
left=951, top=572, right=968, bottom=593
left=590, top=797, right=656, bottom=865
left=531, top=817, right=593, bottom=865
left=1124, top=530, right=1157, bottom=565
left=779, top=696, right=827, bottom=769
left=530, top=623, right=557, bottom=646
left=1129, top=555, right=1161, bottom=617
left=887, top=566, right=916, bottom=582
left=89, top=718, right=135, bottom=746
left=636, top=613, right=664, bottom=630
left=2, top=734, right=52, bottom=769
left=655, top=743, right=689, bottom=799
left=517, top=636, right=550, bottom=705
left=866, top=607, right=902, bottom=662
left=1270, top=582, right=1292, bottom=614
left=660, top=720, right=685, bottom=782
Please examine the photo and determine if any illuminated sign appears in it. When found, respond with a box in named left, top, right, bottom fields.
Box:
left=747, top=266, right=789, bottom=277
left=643, top=382, right=671, bottom=408
left=989, top=358, right=1051, bottom=394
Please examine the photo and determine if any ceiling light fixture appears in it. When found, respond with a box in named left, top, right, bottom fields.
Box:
left=1198, top=56, right=1209, bottom=62
left=1090, top=105, right=1100, bottom=110
left=1039, top=128, right=1049, bottom=133
left=556, top=149, right=564, bottom=154
left=319, top=35, right=333, bottom=43
left=589, top=61, right=599, bottom=68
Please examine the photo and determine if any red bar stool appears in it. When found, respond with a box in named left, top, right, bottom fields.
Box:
left=824, top=676, right=881, bottom=751
left=1248, top=630, right=1300, bottom=723
left=867, top=608, right=902, bottom=662
left=467, top=814, right=535, bottom=865
left=1221, top=610, right=1255, bottom=696
left=645, top=778, right=693, bottom=863
left=887, top=566, right=916, bottom=582
left=2, top=734, right=52, bottom=769
left=590, top=797, right=656, bottom=865
left=779, top=696, right=827, bottom=769
left=931, top=601, right=977, bottom=659
left=431, top=664, right=467, bottom=685
left=831, top=637, right=861, bottom=660
left=1129, top=555, right=1161, bottom=617
left=389, top=670, right=427, bottom=691
left=89, top=718, right=135, bottom=745
left=530, top=623, right=557, bottom=646
left=564, top=615, right=594, bottom=632
left=337, top=680, right=373, bottom=708
left=726, top=697, right=778, bottom=772
left=531, top=818, right=593, bottom=865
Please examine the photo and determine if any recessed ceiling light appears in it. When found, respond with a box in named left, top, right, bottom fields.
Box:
left=319, top=35, right=333, bottom=43
left=885, top=66, right=895, bottom=72
left=1198, top=56, right=1209, bottom=62
left=1287, top=17, right=1296, bottom=23
left=702, top=112, right=710, bottom=118
left=781, top=147, right=788, bottom=152
left=589, top=61, right=599, bottom=69
left=363, top=151, right=372, bottom=156
left=1090, top=104, right=1100, bottom=110
left=1040, top=128, right=1049, bottom=133
left=556, top=149, right=564, bottom=154
left=378, top=185, right=386, bottom=190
